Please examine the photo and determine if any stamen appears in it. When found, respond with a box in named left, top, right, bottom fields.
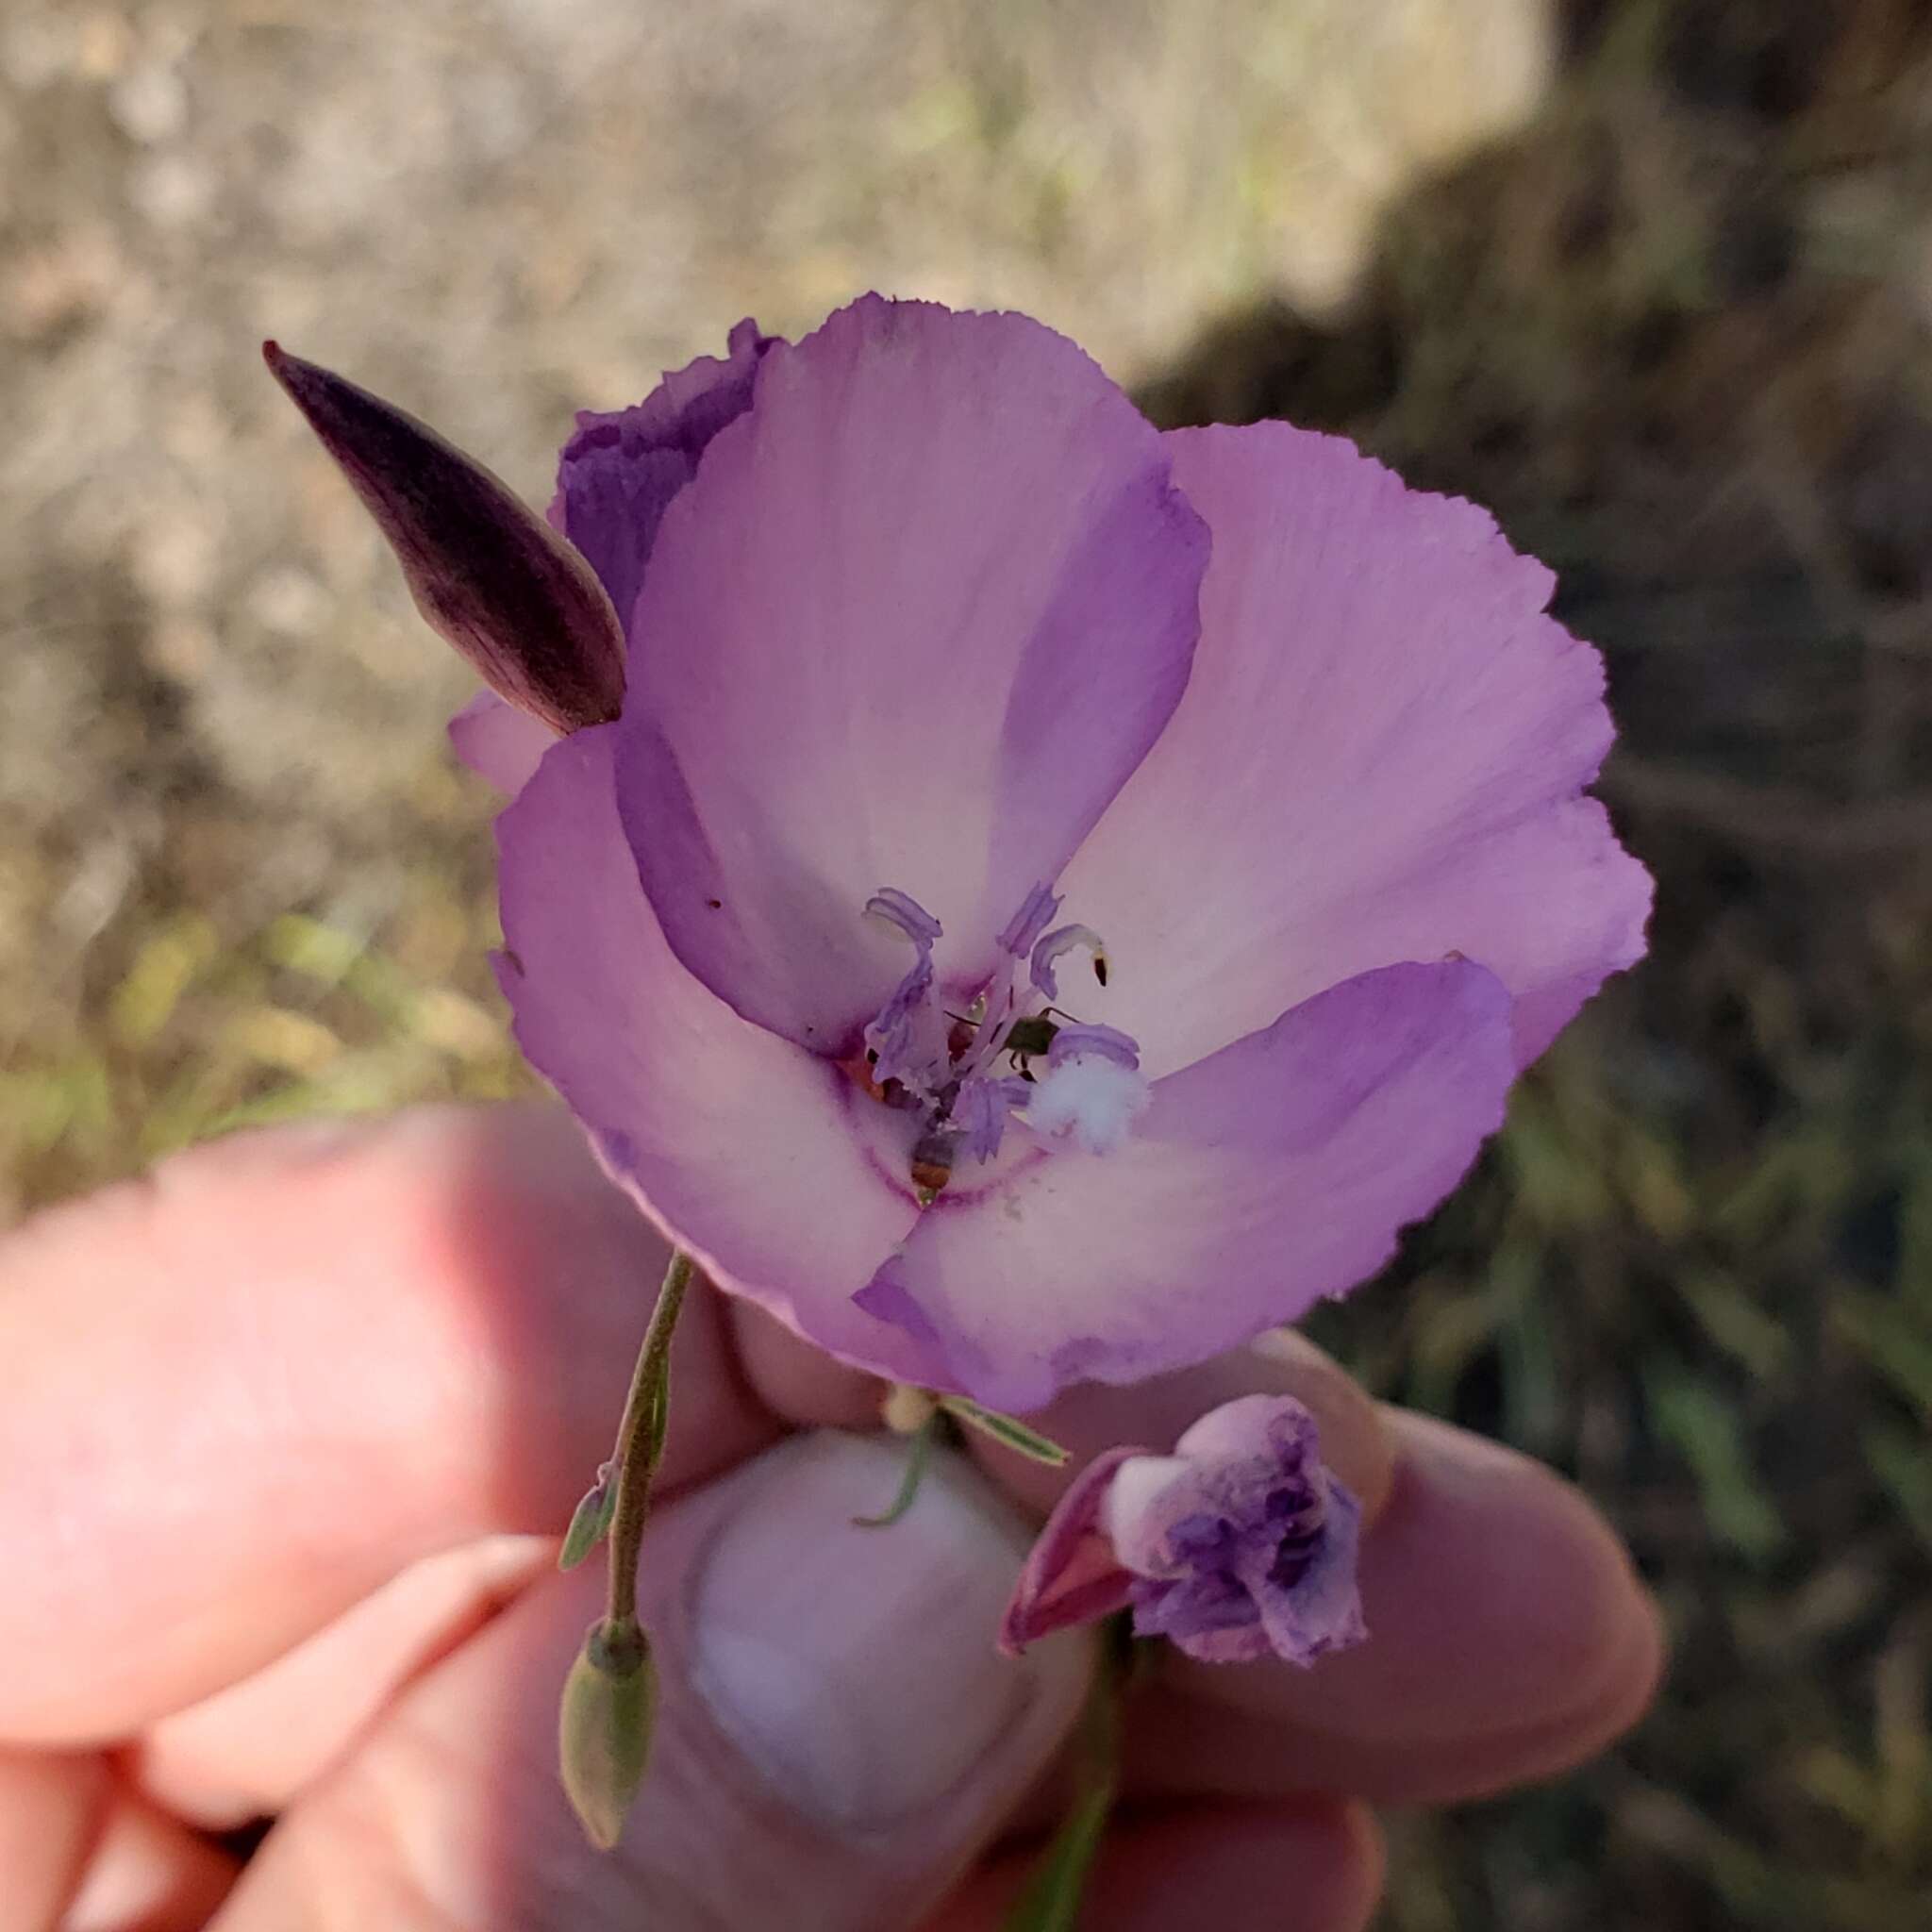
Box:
left=865, top=889, right=942, bottom=948
left=954, top=1074, right=1032, bottom=1162
left=997, top=881, right=1062, bottom=958
left=865, top=949, right=937, bottom=1089
left=1029, top=924, right=1108, bottom=1002
left=855, top=882, right=1149, bottom=1184
left=863, top=886, right=946, bottom=1092
left=1045, top=1022, right=1141, bottom=1072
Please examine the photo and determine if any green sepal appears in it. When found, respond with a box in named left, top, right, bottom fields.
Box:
left=939, top=1395, right=1070, bottom=1465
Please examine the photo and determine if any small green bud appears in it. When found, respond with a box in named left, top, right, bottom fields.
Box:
left=559, top=1618, right=658, bottom=1850
left=558, top=1465, right=617, bottom=1571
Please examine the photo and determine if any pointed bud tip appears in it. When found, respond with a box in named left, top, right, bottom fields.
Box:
left=258, top=339, right=626, bottom=736
left=259, top=340, right=322, bottom=408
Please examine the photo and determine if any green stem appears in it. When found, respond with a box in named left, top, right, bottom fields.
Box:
left=604, top=1249, right=696, bottom=1631
left=1001, top=1620, right=1136, bottom=1931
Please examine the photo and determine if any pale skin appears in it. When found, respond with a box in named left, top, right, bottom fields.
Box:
left=0, top=1103, right=1663, bottom=1931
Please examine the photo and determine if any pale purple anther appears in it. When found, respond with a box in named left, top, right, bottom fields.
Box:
left=864, top=949, right=938, bottom=1091
left=953, top=1074, right=1032, bottom=1162
left=1044, top=1023, right=1141, bottom=1072
left=1000, top=1394, right=1366, bottom=1667
left=1030, top=923, right=1108, bottom=1002
left=997, top=882, right=1063, bottom=958
left=862, top=890, right=946, bottom=1091
left=866, top=888, right=944, bottom=949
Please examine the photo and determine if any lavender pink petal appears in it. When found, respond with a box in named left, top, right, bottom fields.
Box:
left=492, top=722, right=938, bottom=1384
left=447, top=690, right=553, bottom=799
left=1056, top=421, right=1652, bottom=1078
left=858, top=959, right=1517, bottom=1412
left=612, top=296, right=1208, bottom=1058
left=548, top=318, right=774, bottom=641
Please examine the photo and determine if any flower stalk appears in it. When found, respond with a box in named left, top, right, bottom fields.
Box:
left=602, top=1247, right=696, bottom=1630
left=558, top=1246, right=695, bottom=1848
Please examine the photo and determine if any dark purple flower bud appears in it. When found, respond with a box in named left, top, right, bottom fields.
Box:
left=263, top=341, right=626, bottom=737
left=1001, top=1394, right=1366, bottom=1667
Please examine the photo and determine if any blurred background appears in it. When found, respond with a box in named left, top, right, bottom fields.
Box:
left=4, top=0, right=1930, bottom=1923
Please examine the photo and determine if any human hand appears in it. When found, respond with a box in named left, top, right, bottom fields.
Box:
left=0, top=1104, right=1660, bottom=1930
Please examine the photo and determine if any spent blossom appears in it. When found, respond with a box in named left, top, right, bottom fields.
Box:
left=1000, top=1394, right=1366, bottom=1666
left=270, top=295, right=1651, bottom=1416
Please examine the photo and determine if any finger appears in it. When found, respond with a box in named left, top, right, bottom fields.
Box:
left=924, top=1799, right=1384, bottom=1932
left=131, top=1535, right=554, bottom=1827
left=1122, top=1598, right=1658, bottom=1806
left=0, top=1749, right=237, bottom=1932
left=0, top=1747, right=108, bottom=1931
left=210, top=1434, right=1092, bottom=1932
left=59, top=1785, right=239, bottom=1932
left=1139, top=1409, right=1663, bottom=1792
left=0, top=1105, right=774, bottom=1743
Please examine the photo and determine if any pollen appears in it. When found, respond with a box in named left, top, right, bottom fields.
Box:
left=1025, top=1052, right=1152, bottom=1156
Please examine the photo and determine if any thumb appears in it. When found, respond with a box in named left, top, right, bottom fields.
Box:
left=211, top=1433, right=1094, bottom=1931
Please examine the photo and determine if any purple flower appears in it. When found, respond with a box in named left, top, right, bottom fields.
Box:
left=999, top=1394, right=1366, bottom=1666
left=275, top=296, right=1651, bottom=1414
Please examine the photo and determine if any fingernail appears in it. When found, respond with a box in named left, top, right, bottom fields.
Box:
left=689, top=1432, right=1079, bottom=1832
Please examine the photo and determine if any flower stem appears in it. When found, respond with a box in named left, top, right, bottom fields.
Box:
left=603, top=1248, right=696, bottom=1632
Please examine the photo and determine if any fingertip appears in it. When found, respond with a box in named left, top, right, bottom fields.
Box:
left=1379, top=1407, right=1660, bottom=1723
left=1316, top=1800, right=1388, bottom=1932
left=1557, top=1565, right=1667, bottom=1758
left=1087, top=1799, right=1387, bottom=1932
left=0, top=1748, right=109, bottom=1928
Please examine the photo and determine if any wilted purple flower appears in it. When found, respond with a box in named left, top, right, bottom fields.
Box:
left=1000, top=1394, right=1366, bottom=1666
left=273, top=296, right=1651, bottom=1414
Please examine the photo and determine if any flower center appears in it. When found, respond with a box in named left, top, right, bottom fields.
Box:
left=855, top=882, right=1150, bottom=1199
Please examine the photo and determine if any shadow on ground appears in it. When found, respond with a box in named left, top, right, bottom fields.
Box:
left=1141, top=4, right=1932, bottom=1924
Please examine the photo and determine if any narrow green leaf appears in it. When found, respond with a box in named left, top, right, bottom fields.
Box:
left=1646, top=1368, right=1786, bottom=1562
left=645, top=1364, right=672, bottom=1464
left=939, top=1396, right=1069, bottom=1465
left=854, top=1414, right=939, bottom=1527
left=558, top=1471, right=616, bottom=1572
